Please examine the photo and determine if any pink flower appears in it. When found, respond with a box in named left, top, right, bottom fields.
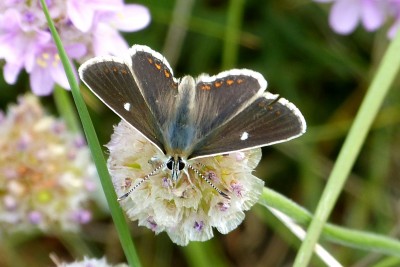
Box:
left=328, top=0, right=387, bottom=34
left=67, top=0, right=122, bottom=32
left=0, top=9, right=51, bottom=83
left=314, top=0, right=400, bottom=37
left=107, top=121, right=265, bottom=246
left=91, top=4, right=151, bottom=56
left=0, top=0, right=151, bottom=95
left=0, top=95, right=97, bottom=233
left=388, top=0, right=400, bottom=38
left=29, top=43, right=86, bottom=95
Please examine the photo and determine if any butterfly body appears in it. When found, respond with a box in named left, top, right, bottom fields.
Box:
left=163, top=75, right=196, bottom=158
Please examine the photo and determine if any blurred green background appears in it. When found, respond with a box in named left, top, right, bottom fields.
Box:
left=1, top=0, right=399, bottom=266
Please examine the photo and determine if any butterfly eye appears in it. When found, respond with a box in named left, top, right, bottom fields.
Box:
left=166, top=158, right=174, bottom=170
left=178, top=157, right=185, bottom=170
left=166, top=157, right=185, bottom=170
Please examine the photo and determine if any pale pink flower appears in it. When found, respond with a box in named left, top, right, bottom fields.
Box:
left=314, top=0, right=400, bottom=37
left=54, top=256, right=129, bottom=267
left=107, top=121, right=264, bottom=246
left=0, top=0, right=151, bottom=95
left=0, top=94, right=97, bottom=234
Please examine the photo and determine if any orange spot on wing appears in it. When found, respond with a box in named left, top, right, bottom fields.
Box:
left=147, top=57, right=153, bottom=64
left=201, top=84, right=211, bottom=90
left=226, top=79, right=234, bottom=86
left=155, top=63, right=161, bottom=70
left=237, top=79, right=244, bottom=84
left=214, top=81, right=223, bottom=87
left=164, top=69, right=170, bottom=78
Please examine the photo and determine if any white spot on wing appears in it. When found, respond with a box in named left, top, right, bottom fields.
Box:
left=240, top=132, right=249, bottom=141
left=124, top=102, right=131, bottom=111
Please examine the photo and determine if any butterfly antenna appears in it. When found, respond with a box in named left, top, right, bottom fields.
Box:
left=117, top=162, right=166, bottom=201
left=187, top=164, right=230, bottom=199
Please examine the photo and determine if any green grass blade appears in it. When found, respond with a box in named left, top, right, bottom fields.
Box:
left=258, top=188, right=400, bottom=258
left=222, top=0, right=245, bottom=69
left=293, top=29, right=400, bottom=266
left=40, top=1, right=141, bottom=266
left=53, top=85, right=80, bottom=133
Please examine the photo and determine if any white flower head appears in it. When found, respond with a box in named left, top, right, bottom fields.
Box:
left=107, top=121, right=264, bottom=246
left=54, top=256, right=128, bottom=267
left=0, top=94, right=96, bottom=234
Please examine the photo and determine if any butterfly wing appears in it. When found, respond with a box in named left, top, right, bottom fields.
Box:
left=78, top=55, right=166, bottom=153
left=191, top=69, right=266, bottom=141
left=128, top=45, right=180, bottom=130
left=189, top=92, right=306, bottom=159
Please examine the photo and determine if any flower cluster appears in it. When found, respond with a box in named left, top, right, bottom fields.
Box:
left=0, top=0, right=150, bottom=95
left=314, top=0, right=400, bottom=38
left=0, top=94, right=96, bottom=234
left=107, top=121, right=265, bottom=246
left=54, top=256, right=128, bottom=267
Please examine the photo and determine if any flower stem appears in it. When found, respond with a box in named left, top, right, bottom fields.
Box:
left=222, top=0, right=245, bottom=69
left=258, top=188, right=400, bottom=258
left=40, top=1, right=141, bottom=266
left=53, top=85, right=80, bottom=133
left=293, top=26, right=400, bottom=265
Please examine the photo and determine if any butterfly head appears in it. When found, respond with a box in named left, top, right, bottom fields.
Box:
left=166, top=156, right=185, bottom=182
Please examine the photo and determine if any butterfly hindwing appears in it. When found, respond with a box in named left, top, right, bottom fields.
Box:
left=189, top=93, right=306, bottom=159
left=192, top=70, right=265, bottom=141
left=79, top=56, right=166, bottom=153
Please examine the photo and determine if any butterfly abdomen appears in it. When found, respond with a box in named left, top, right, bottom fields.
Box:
left=165, top=76, right=196, bottom=157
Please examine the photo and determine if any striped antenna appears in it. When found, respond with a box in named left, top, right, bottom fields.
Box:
left=117, top=162, right=166, bottom=201
left=187, top=164, right=230, bottom=199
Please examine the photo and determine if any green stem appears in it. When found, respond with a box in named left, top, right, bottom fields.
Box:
left=293, top=29, right=400, bottom=266
left=40, top=1, right=141, bottom=266
left=162, top=0, right=195, bottom=68
left=182, top=240, right=230, bottom=267
left=222, top=0, right=245, bottom=69
left=56, top=232, right=93, bottom=258
left=258, top=188, right=400, bottom=258
left=0, top=240, right=26, bottom=267
left=53, top=85, right=80, bottom=133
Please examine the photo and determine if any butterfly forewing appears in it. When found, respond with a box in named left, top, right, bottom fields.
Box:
left=191, top=70, right=266, bottom=141
left=79, top=57, right=166, bottom=153
left=189, top=93, right=306, bottom=159
left=128, top=46, right=180, bottom=130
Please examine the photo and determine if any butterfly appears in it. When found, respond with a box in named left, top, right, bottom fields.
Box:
left=78, top=45, right=306, bottom=200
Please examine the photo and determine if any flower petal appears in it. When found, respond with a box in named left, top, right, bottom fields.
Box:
left=66, top=43, right=87, bottom=58
left=329, top=0, right=361, bottom=34
left=3, top=62, right=23, bottom=84
left=93, top=23, right=129, bottom=56
left=388, top=18, right=400, bottom=39
left=67, top=0, right=95, bottom=32
left=30, top=67, right=55, bottom=96
left=103, top=4, right=151, bottom=32
left=361, top=0, right=386, bottom=31
left=50, top=64, right=71, bottom=89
